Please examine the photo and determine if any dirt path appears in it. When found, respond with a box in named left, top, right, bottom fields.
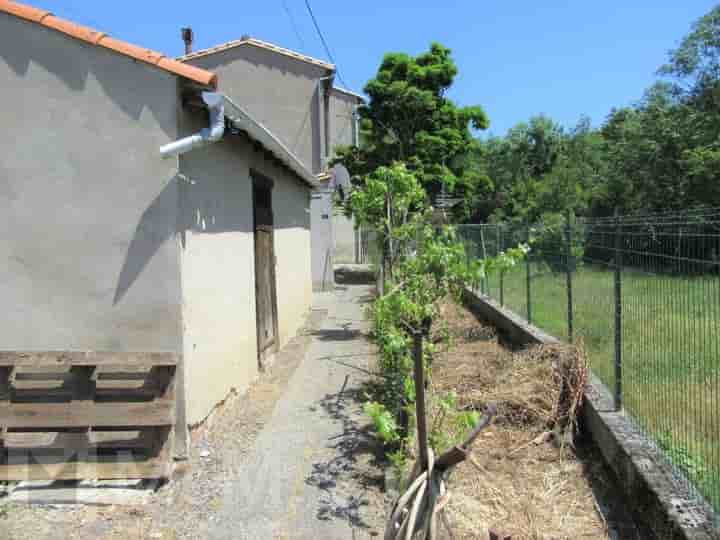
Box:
left=206, top=284, right=385, bottom=539
left=0, top=285, right=387, bottom=540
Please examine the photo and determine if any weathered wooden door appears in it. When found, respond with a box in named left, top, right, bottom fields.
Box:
left=253, top=174, right=278, bottom=369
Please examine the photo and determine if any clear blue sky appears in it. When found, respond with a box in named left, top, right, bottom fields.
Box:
left=37, top=0, right=717, bottom=136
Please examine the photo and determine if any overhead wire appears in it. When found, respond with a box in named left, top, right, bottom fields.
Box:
left=303, top=0, right=349, bottom=88
left=281, top=0, right=306, bottom=50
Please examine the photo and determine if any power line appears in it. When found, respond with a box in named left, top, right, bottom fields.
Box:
left=281, top=0, right=306, bottom=50
left=303, top=0, right=348, bottom=88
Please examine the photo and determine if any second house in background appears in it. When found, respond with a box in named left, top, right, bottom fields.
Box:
left=179, top=37, right=365, bottom=290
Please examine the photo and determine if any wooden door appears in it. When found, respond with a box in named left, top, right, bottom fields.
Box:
left=253, top=175, right=278, bottom=369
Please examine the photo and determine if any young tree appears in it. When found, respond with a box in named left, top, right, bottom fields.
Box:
left=348, top=163, right=426, bottom=278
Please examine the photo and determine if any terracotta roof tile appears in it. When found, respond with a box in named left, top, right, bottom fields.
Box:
left=0, top=0, right=218, bottom=88
left=178, top=36, right=335, bottom=72
left=0, top=0, right=48, bottom=22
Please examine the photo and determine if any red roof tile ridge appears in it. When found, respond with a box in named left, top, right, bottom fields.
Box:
left=0, top=0, right=218, bottom=88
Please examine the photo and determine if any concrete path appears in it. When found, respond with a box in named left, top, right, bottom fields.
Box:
left=208, top=284, right=381, bottom=540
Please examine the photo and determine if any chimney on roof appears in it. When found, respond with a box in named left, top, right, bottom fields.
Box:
left=181, top=27, right=194, bottom=55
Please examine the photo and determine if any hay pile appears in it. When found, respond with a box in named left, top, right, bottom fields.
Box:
left=432, top=302, right=589, bottom=436
left=429, top=300, right=606, bottom=539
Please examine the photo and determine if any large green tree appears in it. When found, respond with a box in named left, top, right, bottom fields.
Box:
left=333, top=43, right=490, bottom=208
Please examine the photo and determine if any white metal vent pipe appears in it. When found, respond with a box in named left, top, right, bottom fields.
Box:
left=160, top=92, right=225, bottom=158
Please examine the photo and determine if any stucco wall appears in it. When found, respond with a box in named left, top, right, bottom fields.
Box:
left=311, top=189, right=335, bottom=290
left=177, top=130, right=256, bottom=425
left=265, top=156, right=313, bottom=348
left=328, top=90, right=360, bottom=263
left=329, top=90, right=357, bottom=154
left=0, top=13, right=183, bottom=352
left=332, top=212, right=358, bottom=264
left=185, top=45, right=329, bottom=174
left=179, top=115, right=312, bottom=424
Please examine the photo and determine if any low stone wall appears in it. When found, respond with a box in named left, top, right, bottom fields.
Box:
left=334, top=264, right=376, bottom=285
left=461, top=288, right=719, bottom=540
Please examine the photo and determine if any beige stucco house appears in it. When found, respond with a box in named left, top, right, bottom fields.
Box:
left=179, top=39, right=365, bottom=289
left=328, top=86, right=365, bottom=264
left=0, top=0, right=315, bottom=450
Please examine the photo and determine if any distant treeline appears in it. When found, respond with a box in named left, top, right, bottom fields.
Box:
left=463, top=6, right=720, bottom=227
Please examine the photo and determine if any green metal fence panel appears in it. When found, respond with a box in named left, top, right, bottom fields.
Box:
left=456, top=208, right=720, bottom=514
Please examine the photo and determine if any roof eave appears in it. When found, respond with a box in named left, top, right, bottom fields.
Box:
left=178, top=38, right=335, bottom=73
left=331, top=86, right=365, bottom=103
left=0, top=0, right=218, bottom=88
left=221, top=95, right=317, bottom=189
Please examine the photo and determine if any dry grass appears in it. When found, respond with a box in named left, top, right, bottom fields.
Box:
left=429, top=300, right=607, bottom=540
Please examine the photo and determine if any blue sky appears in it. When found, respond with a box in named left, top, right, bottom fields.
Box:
left=37, top=0, right=717, bottom=136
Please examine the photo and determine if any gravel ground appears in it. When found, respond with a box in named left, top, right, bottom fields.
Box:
left=0, top=285, right=389, bottom=540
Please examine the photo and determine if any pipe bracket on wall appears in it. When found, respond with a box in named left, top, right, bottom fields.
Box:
left=160, top=92, right=225, bottom=158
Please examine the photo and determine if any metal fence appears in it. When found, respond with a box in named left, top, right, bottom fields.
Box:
left=357, top=228, right=381, bottom=266
left=457, top=208, right=720, bottom=514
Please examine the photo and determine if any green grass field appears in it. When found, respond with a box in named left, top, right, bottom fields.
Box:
left=485, top=263, right=720, bottom=511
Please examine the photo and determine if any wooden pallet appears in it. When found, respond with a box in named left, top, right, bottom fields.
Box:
left=0, top=352, right=177, bottom=481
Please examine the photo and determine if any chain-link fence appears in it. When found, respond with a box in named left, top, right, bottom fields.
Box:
left=457, top=208, right=720, bottom=514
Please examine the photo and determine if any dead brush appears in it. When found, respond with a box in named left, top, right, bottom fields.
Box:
left=437, top=341, right=590, bottom=441
left=420, top=302, right=607, bottom=538
left=543, top=341, right=590, bottom=438
left=386, top=296, right=594, bottom=539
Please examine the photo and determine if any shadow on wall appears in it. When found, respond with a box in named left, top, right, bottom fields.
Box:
left=114, top=147, right=311, bottom=306
left=0, top=15, right=175, bottom=136
left=113, top=175, right=180, bottom=305
left=113, top=171, right=253, bottom=305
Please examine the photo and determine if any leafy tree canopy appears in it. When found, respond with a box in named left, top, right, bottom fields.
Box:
left=333, top=43, right=490, bottom=208
left=659, top=5, right=720, bottom=105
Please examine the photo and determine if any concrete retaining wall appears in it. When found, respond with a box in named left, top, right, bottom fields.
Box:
left=461, top=288, right=719, bottom=540
left=334, top=264, right=375, bottom=285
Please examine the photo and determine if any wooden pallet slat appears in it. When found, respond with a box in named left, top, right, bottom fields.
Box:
left=0, top=352, right=178, bottom=367
left=0, top=351, right=178, bottom=481
left=0, top=456, right=170, bottom=481
left=0, top=400, right=174, bottom=429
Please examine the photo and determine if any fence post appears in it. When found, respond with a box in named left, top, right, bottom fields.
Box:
left=526, top=222, right=532, bottom=323
left=565, top=210, right=574, bottom=342
left=497, top=225, right=504, bottom=306
left=480, top=226, right=488, bottom=296
left=413, top=331, right=429, bottom=469
left=613, top=209, right=623, bottom=411
left=354, top=226, right=360, bottom=264
left=499, top=271, right=505, bottom=306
